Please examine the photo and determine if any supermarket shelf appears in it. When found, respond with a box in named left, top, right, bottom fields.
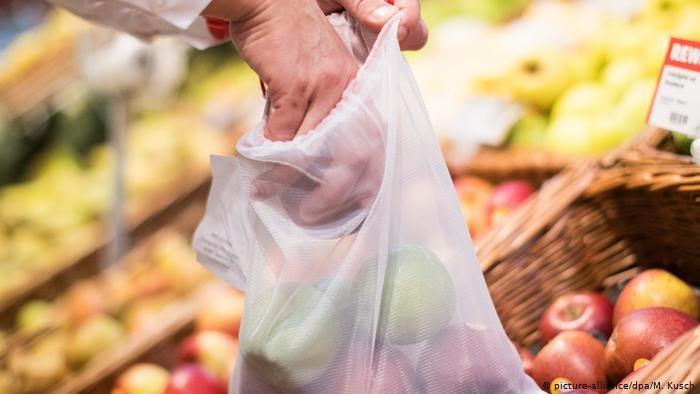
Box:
left=0, top=41, right=77, bottom=118
left=53, top=283, right=213, bottom=394
left=0, top=167, right=212, bottom=329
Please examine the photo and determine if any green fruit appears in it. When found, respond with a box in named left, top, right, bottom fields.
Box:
left=17, top=300, right=54, bottom=335
left=618, top=79, right=656, bottom=131
left=672, top=132, right=693, bottom=155
left=601, top=58, right=645, bottom=96
left=506, top=50, right=573, bottom=109
left=240, top=284, right=340, bottom=389
left=545, top=116, right=598, bottom=155
left=67, top=314, right=125, bottom=367
left=359, top=245, right=456, bottom=345
left=508, top=113, right=548, bottom=149
left=551, top=83, right=618, bottom=119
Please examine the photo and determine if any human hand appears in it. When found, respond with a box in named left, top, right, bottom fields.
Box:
left=317, top=0, right=428, bottom=50
left=217, top=0, right=359, bottom=142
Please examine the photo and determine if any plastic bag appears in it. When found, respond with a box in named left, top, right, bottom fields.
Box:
left=193, top=13, right=542, bottom=394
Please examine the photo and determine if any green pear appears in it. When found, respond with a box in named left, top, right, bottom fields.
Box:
left=601, top=58, right=646, bottom=96
left=617, top=79, right=657, bottom=131
left=640, top=0, right=688, bottom=28
left=545, top=116, right=598, bottom=155
left=508, top=112, right=548, bottom=149
left=568, top=43, right=606, bottom=83
left=672, top=5, right=700, bottom=41
left=506, top=50, right=573, bottom=110
left=642, top=33, right=673, bottom=77
left=551, top=83, right=618, bottom=119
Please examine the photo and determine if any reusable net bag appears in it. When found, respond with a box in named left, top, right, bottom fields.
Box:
left=194, top=13, right=542, bottom=394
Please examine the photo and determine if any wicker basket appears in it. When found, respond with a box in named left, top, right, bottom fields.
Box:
left=447, top=146, right=577, bottom=185
left=475, top=160, right=700, bottom=393
left=611, top=127, right=694, bottom=167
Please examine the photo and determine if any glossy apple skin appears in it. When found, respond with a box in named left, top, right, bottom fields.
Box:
left=165, top=364, right=225, bottom=394
left=604, top=307, right=697, bottom=383
left=486, top=181, right=534, bottom=226
left=514, top=343, right=535, bottom=377
left=613, top=269, right=699, bottom=326
left=539, top=291, right=614, bottom=344
left=453, top=176, right=493, bottom=237
left=532, top=331, right=607, bottom=394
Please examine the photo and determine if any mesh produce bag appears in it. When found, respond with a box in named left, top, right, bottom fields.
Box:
left=193, top=13, right=541, bottom=394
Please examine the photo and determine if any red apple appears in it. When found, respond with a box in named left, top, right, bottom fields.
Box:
left=113, top=363, right=170, bottom=394
left=486, top=180, right=534, bottom=226
left=165, top=364, right=225, bottom=394
left=453, top=176, right=493, bottom=237
left=178, top=331, right=238, bottom=385
left=532, top=331, right=607, bottom=394
left=613, top=269, right=699, bottom=326
left=196, top=287, right=245, bottom=338
left=539, top=291, right=613, bottom=344
left=604, top=307, right=697, bottom=383
left=514, top=343, right=535, bottom=376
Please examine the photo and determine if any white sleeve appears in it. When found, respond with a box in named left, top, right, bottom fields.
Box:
left=47, top=0, right=223, bottom=49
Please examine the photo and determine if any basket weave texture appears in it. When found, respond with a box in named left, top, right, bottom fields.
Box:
left=475, top=155, right=700, bottom=393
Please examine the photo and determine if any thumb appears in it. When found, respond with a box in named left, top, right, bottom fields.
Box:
left=342, top=0, right=398, bottom=33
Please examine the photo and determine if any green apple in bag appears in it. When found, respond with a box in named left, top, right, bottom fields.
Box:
left=239, top=284, right=340, bottom=390
left=358, top=245, right=457, bottom=345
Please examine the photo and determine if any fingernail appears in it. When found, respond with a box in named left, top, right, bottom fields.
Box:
left=371, top=5, right=396, bottom=21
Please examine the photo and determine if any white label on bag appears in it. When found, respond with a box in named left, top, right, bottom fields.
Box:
left=648, top=37, right=700, bottom=138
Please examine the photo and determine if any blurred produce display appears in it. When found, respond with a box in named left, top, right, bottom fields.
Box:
left=1, top=0, right=700, bottom=393
left=0, top=230, right=213, bottom=393
left=413, top=0, right=700, bottom=162
left=0, top=111, right=223, bottom=302
left=109, top=280, right=243, bottom=394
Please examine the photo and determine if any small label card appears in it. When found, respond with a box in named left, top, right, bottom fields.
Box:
left=648, top=37, right=700, bottom=138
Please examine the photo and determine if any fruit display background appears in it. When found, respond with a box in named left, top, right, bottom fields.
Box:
left=2, top=0, right=700, bottom=393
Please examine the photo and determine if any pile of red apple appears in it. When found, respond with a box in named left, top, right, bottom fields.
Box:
left=113, top=284, right=244, bottom=394
left=453, top=176, right=534, bottom=238
left=515, top=269, right=699, bottom=393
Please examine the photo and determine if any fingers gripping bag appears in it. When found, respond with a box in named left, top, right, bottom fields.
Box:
left=193, top=12, right=542, bottom=394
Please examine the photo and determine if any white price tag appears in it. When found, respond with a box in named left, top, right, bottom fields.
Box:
left=648, top=38, right=700, bottom=138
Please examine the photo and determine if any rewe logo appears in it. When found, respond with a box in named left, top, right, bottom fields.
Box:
left=669, top=42, right=700, bottom=66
